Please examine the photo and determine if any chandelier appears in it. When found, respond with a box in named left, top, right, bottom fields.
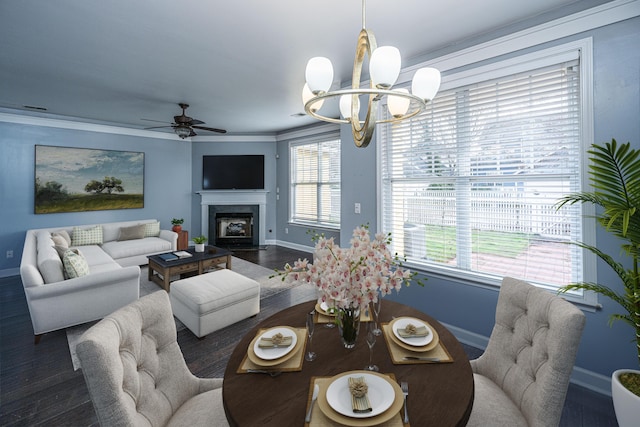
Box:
left=302, top=0, right=441, bottom=148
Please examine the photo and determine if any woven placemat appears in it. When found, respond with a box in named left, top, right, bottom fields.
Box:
left=237, top=327, right=307, bottom=373
left=381, top=323, right=453, bottom=364
left=314, top=306, right=373, bottom=324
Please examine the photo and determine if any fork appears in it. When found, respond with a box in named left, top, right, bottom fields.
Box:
left=401, top=381, right=409, bottom=424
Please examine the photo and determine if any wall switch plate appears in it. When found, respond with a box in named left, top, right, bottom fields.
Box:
left=6, top=250, right=13, bottom=259
left=354, top=203, right=361, bottom=214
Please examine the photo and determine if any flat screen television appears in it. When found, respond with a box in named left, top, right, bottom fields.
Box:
left=202, top=155, right=264, bottom=190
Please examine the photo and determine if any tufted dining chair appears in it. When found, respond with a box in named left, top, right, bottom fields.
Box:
left=76, top=290, right=229, bottom=426
left=467, top=277, right=585, bottom=427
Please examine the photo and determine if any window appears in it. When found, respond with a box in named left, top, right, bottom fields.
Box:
left=290, top=136, right=341, bottom=228
left=380, top=45, right=592, bottom=298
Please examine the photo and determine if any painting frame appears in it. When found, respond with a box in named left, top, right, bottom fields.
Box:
left=34, top=145, right=145, bottom=214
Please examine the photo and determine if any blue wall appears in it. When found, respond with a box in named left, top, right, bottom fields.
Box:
left=0, top=121, right=193, bottom=272
left=190, top=139, right=278, bottom=240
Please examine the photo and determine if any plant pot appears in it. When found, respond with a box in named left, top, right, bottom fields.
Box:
left=612, top=369, right=640, bottom=427
left=194, top=243, right=205, bottom=253
left=337, top=305, right=361, bottom=349
left=172, top=225, right=182, bottom=233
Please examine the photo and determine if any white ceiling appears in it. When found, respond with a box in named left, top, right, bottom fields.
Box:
left=0, top=0, right=612, bottom=137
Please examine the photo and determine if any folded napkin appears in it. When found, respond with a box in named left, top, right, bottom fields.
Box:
left=348, top=376, right=372, bottom=413
left=258, top=332, right=293, bottom=348
left=397, top=323, right=430, bottom=338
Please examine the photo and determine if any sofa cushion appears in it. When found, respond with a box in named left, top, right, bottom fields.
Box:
left=118, top=224, right=146, bottom=241
left=37, top=244, right=65, bottom=284
left=101, top=237, right=172, bottom=260
left=144, top=221, right=161, bottom=237
left=63, top=249, right=90, bottom=278
left=71, top=226, right=103, bottom=246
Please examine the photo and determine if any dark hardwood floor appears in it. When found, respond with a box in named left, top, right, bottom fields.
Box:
left=0, top=246, right=617, bottom=426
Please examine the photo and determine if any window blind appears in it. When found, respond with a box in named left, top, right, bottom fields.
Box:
left=290, top=137, right=341, bottom=228
left=380, top=58, right=583, bottom=290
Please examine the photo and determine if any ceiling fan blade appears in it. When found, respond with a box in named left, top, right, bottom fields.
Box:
left=190, top=118, right=205, bottom=125
left=144, top=125, right=175, bottom=130
left=141, top=118, right=171, bottom=124
left=192, top=125, right=227, bottom=134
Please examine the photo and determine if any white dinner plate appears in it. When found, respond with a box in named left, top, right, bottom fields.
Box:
left=325, top=372, right=395, bottom=418
left=252, top=327, right=298, bottom=360
left=392, top=317, right=434, bottom=347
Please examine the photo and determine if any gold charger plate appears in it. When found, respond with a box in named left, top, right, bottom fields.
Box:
left=388, top=317, right=439, bottom=352
left=316, top=370, right=404, bottom=426
left=246, top=326, right=300, bottom=367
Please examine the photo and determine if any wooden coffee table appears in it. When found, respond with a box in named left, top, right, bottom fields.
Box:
left=147, top=245, right=232, bottom=292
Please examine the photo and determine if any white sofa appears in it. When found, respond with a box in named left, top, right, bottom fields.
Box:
left=20, top=219, right=177, bottom=343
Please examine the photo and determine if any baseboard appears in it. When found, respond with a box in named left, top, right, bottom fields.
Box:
left=274, top=239, right=314, bottom=253
left=441, top=321, right=612, bottom=397
left=0, top=267, right=19, bottom=279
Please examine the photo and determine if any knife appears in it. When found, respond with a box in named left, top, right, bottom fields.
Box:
left=402, top=356, right=441, bottom=362
left=305, top=384, right=319, bottom=423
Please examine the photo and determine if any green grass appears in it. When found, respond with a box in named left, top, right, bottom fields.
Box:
left=423, top=224, right=531, bottom=262
left=35, top=194, right=143, bottom=214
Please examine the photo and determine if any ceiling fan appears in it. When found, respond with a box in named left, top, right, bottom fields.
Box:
left=145, top=103, right=226, bottom=138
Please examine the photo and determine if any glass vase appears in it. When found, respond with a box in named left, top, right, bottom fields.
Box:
left=337, top=305, right=361, bottom=349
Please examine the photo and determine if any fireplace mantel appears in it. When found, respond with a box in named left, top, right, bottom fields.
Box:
left=198, top=190, right=268, bottom=245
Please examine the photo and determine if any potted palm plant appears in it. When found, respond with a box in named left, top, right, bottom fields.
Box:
left=555, top=139, right=639, bottom=426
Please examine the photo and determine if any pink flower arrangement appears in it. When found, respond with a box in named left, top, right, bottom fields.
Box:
left=279, top=225, right=418, bottom=311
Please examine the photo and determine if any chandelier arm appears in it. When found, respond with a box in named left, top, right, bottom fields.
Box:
left=304, top=88, right=427, bottom=125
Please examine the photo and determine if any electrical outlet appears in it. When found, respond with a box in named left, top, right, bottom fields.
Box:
left=6, top=250, right=13, bottom=259
left=285, top=227, right=289, bottom=234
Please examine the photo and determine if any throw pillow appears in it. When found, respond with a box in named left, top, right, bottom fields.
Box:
left=62, top=249, right=90, bottom=278
left=71, top=226, right=103, bottom=246
left=144, top=221, right=161, bottom=237
left=118, top=224, right=146, bottom=241
left=51, top=234, right=69, bottom=249
left=52, top=230, right=72, bottom=247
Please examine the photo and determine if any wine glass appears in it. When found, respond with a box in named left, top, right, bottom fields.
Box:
left=372, top=296, right=382, bottom=336
left=306, top=311, right=317, bottom=361
left=364, top=322, right=379, bottom=371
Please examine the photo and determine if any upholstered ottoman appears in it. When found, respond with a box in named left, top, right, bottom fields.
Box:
left=169, top=269, right=260, bottom=338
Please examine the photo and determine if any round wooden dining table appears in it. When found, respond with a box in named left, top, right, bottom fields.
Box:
left=222, top=299, right=474, bottom=426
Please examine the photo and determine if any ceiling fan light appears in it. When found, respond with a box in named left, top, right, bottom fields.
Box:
left=339, top=94, right=360, bottom=120
left=370, top=46, right=401, bottom=89
left=305, top=57, right=334, bottom=95
left=302, top=83, right=324, bottom=112
left=175, top=125, right=191, bottom=139
left=412, top=67, right=441, bottom=101
left=387, top=88, right=411, bottom=118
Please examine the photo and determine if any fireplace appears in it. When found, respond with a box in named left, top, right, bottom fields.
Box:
left=199, top=190, right=268, bottom=247
left=209, top=204, right=260, bottom=248
left=216, top=213, right=253, bottom=246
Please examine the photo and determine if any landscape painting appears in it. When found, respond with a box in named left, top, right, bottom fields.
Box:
left=35, top=145, right=144, bottom=214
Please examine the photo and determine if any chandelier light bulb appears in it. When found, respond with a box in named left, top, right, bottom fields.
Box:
left=302, top=83, right=324, bottom=112
left=387, top=88, right=411, bottom=118
left=412, top=67, right=441, bottom=101
left=305, top=57, right=334, bottom=94
left=370, top=46, right=401, bottom=89
left=339, top=94, right=360, bottom=120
